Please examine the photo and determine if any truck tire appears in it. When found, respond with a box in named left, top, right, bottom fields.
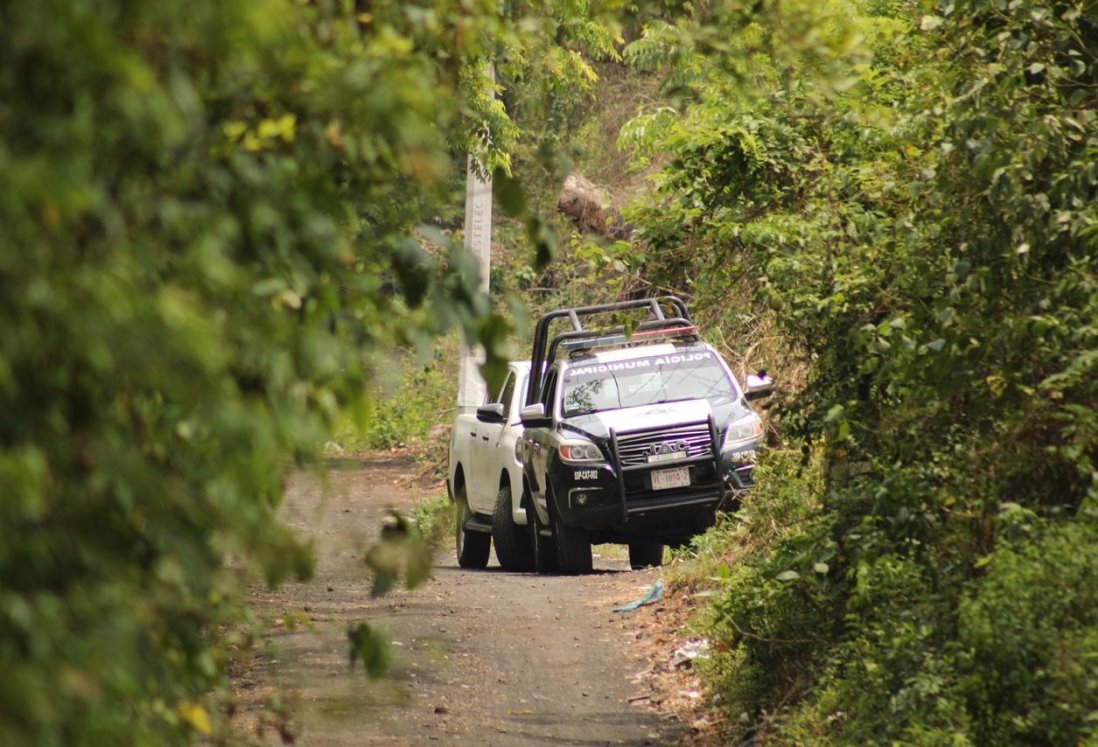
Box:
left=492, top=484, right=533, bottom=571
left=455, top=487, right=490, bottom=569
left=548, top=485, right=592, bottom=575
left=526, top=499, right=558, bottom=574
left=553, top=515, right=593, bottom=575
left=628, top=541, right=665, bottom=569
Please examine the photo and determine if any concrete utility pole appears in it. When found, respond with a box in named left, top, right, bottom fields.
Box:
left=456, top=153, right=493, bottom=412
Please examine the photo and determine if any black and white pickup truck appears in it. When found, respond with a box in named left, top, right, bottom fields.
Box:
left=448, top=297, right=772, bottom=574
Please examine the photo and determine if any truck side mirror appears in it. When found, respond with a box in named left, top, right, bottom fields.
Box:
left=744, top=371, right=774, bottom=401
left=519, top=403, right=550, bottom=427
left=476, top=403, right=506, bottom=424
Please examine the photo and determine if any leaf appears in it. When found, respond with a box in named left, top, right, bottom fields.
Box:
left=324, top=119, right=344, bottom=149
left=479, top=357, right=509, bottom=398
left=177, top=702, right=212, bottom=735
left=493, top=167, right=526, bottom=217
left=364, top=543, right=401, bottom=597
left=251, top=278, right=287, bottom=296
left=257, top=118, right=280, bottom=139
left=348, top=623, right=392, bottom=680
left=813, top=562, right=830, bottom=574
left=776, top=570, right=800, bottom=581
left=276, top=113, right=296, bottom=142
left=279, top=289, right=302, bottom=310
left=986, top=374, right=1007, bottom=398
left=836, top=420, right=851, bottom=442
left=394, top=238, right=431, bottom=308
left=527, top=215, right=557, bottom=271
left=222, top=121, right=247, bottom=140
left=405, top=542, right=433, bottom=589
left=920, top=15, right=943, bottom=31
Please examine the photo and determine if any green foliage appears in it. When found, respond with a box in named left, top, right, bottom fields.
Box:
left=621, top=0, right=1098, bottom=742
left=409, top=493, right=455, bottom=549
left=351, top=495, right=452, bottom=684
left=347, top=622, right=392, bottom=681
left=335, top=356, right=454, bottom=451
left=0, top=0, right=631, bottom=743
left=498, top=1, right=623, bottom=176
left=691, top=451, right=838, bottom=720
left=364, top=511, right=434, bottom=598
left=961, top=522, right=1098, bottom=745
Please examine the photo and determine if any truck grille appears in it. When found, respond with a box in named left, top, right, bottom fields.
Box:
left=615, top=423, right=713, bottom=466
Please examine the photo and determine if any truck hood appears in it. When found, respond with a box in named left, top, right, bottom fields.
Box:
left=563, top=398, right=743, bottom=441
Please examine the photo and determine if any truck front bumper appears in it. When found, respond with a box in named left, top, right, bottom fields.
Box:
left=548, top=458, right=733, bottom=542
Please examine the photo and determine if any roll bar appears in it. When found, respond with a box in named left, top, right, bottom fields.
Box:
left=523, top=296, right=695, bottom=406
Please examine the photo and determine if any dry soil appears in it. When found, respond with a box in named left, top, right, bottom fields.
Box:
left=231, top=453, right=714, bottom=746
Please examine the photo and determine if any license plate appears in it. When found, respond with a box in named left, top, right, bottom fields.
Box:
left=651, top=466, right=690, bottom=490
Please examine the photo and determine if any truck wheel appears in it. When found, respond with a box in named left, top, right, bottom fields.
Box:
left=526, top=500, right=558, bottom=574
left=455, top=487, right=490, bottom=569
left=492, top=484, right=533, bottom=571
left=628, top=541, right=665, bottom=569
left=547, top=484, right=592, bottom=575
left=553, top=515, right=593, bottom=575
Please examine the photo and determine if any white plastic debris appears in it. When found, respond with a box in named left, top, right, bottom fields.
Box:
left=671, top=638, right=711, bottom=669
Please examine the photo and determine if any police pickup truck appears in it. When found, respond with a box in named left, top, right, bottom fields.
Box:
left=447, top=296, right=771, bottom=574
left=516, top=297, right=772, bottom=574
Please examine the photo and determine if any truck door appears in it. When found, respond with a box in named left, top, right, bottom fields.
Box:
left=468, top=370, right=516, bottom=513
left=526, top=367, right=559, bottom=505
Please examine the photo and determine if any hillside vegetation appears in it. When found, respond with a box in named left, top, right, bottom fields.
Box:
left=611, top=1, right=1098, bottom=743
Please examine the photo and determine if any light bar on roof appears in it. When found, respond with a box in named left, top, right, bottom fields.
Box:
left=560, top=325, right=699, bottom=353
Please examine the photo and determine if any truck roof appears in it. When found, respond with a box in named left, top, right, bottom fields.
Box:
left=524, top=296, right=696, bottom=407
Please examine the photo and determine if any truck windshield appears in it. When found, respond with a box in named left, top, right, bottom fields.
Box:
left=561, top=350, right=737, bottom=416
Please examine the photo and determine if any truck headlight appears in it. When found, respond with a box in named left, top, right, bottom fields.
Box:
left=723, top=415, right=763, bottom=451
left=559, top=441, right=603, bottom=463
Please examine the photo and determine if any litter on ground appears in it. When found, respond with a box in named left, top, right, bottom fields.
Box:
left=613, top=580, right=665, bottom=613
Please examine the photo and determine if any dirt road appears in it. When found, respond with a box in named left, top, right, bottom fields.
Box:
left=232, top=454, right=696, bottom=745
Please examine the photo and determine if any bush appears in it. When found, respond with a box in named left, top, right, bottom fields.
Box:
left=691, top=451, right=838, bottom=724
left=961, top=522, right=1098, bottom=745
left=621, top=0, right=1098, bottom=743
left=410, top=493, right=455, bottom=549
left=334, top=359, right=455, bottom=452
